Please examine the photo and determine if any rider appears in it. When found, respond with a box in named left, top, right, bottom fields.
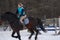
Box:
left=16, top=3, right=27, bottom=26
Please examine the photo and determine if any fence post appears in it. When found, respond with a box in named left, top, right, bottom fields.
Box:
left=58, top=16, right=60, bottom=34
left=55, top=23, right=57, bottom=34
left=53, top=18, right=57, bottom=34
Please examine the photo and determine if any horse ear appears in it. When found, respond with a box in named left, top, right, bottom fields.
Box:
left=16, top=9, right=18, bottom=14
left=0, top=20, right=2, bottom=25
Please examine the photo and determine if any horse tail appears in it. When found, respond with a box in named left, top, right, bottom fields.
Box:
left=36, top=18, right=43, bottom=26
left=37, top=18, right=47, bottom=32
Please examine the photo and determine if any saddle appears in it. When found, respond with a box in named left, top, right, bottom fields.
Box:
left=23, top=18, right=29, bottom=25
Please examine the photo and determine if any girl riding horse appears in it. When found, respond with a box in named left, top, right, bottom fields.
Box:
left=16, top=3, right=27, bottom=26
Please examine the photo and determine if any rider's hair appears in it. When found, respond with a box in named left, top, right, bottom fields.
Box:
left=18, top=3, right=23, bottom=6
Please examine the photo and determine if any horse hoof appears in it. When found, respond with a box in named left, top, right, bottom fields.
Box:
left=35, top=39, right=37, bottom=40
left=35, top=38, right=37, bottom=40
left=15, top=36, right=18, bottom=38
left=19, top=39, right=21, bottom=40
left=28, top=37, right=31, bottom=39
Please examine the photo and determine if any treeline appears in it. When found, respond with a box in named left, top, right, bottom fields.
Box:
left=0, top=0, right=60, bottom=18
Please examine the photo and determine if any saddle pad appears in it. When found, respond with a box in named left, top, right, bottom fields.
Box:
left=24, top=18, right=29, bottom=25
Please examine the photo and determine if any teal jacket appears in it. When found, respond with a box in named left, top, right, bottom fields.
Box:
left=16, top=7, right=25, bottom=18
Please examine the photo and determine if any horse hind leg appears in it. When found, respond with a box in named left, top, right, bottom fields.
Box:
left=11, top=31, right=18, bottom=38
left=29, top=30, right=34, bottom=39
left=34, top=27, right=39, bottom=40
left=35, top=30, right=39, bottom=40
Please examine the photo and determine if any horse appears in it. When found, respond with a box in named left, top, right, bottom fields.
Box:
left=0, top=12, right=46, bottom=40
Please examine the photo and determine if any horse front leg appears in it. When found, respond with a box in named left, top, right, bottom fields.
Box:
left=17, top=31, right=21, bottom=40
left=29, top=30, right=34, bottom=39
left=11, top=31, right=18, bottom=38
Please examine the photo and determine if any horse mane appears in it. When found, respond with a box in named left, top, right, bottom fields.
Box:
left=5, top=12, right=18, bottom=18
left=5, top=12, right=17, bottom=16
left=1, top=12, right=19, bottom=22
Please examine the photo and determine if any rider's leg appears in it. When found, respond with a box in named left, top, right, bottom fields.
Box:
left=20, top=15, right=27, bottom=28
left=20, top=15, right=27, bottom=24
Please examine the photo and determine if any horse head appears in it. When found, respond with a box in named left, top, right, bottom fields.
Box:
left=0, top=12, right=11, bottom=25
left=0, top=14, right=4, bottom=25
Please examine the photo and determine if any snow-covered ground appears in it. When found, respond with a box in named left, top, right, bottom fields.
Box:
left=0, top=29, right=60, bottom=40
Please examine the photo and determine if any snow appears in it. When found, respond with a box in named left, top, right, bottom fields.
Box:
left=0, top=29, right=60, bottom=40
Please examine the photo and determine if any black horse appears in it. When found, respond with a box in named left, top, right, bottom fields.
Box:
left=0, top=12, right=46, bottom=40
